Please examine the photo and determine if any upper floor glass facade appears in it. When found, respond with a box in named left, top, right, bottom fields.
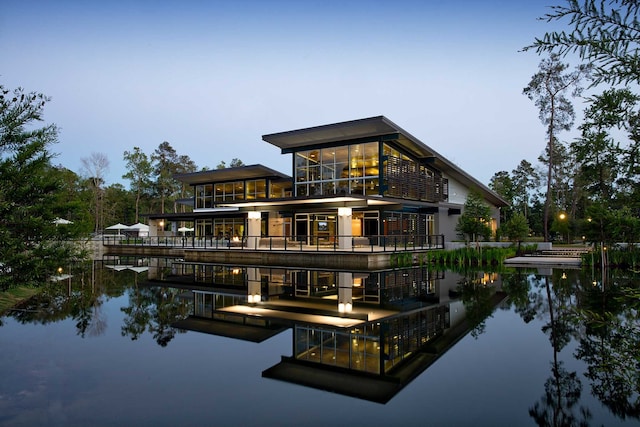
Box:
left=293, top=140, right=448, bottom=202
left=294, top=142, right=380, bottom=197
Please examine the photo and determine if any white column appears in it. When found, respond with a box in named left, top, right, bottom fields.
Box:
left=247, top=211, right=261, bottom=249
left=148, top=219, right=161, bottom=238
left=337, top=207, right=352, bottom=250
left=247, top=267, right=261, bottom=303
left=147, top=257, right=160, bottom=280
left=338, top=272, right=353, bottom=313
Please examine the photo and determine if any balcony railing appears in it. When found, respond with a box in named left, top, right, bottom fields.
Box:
left=102, top=234, right=444, bottom=253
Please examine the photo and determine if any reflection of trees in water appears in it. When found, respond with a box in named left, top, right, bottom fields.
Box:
left=528, top=274, right=591, bottom=426
left=502, top=270, right=537, bottom=323
left=501, top=268, right=639, bottom=425
left=529, top=276, right=591, bottom=426
left=9, top=262, right=111, bottom=338
left=7, top=261, right=134, bottom=338
left=573, top=271, right=640, bottom=420
left=458, top=272, right=501, bottom=338
left=529, top=361, right=590, bottom=427
left=120, top=285, right=190, bottom=347
left=6, top=260, right=191, bottom=347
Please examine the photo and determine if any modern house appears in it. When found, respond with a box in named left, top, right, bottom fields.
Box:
left=147, top=116, right=507, bottom=249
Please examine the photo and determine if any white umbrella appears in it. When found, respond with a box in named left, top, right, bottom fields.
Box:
left=53, top=217, right=73, bottom=225
left=105, top=265, right=132, bottom=271
left=106, top=223, right=129, bottom=235
left=128, top=223, right=150, bottom=237
left=128, top=223, right=150, bottom=231
left=177, top=226, right=194, bottom=233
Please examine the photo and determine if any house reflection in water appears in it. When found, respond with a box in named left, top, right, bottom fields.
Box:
left=112, top=256, right=505, bottom=403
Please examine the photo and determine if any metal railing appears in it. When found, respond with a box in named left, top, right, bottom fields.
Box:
left=102, top=234, right=444, bottom=253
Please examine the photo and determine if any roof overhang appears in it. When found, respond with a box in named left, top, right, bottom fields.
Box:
left=175, top=164, right=290, bottom=185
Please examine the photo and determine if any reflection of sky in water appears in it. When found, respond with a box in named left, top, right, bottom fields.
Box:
left=0, top=276, right=635, bottom=427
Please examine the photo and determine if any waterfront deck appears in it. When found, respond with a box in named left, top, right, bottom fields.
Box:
left=102, top=235, right=444, bottom=269
left=102, top=234, right=444, bottom=253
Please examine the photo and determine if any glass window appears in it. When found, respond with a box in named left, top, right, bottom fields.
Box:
left=224, top=183, right=234, bottom=201
left=335, top=146, right=349, bottom=179
left=246, top=180, right=256, bottom=200
left=363, top=142, right=379, bottom=178
left=349, top=144, right=364, bottom=178
left=351, top=179, right=364, bottom=195
left=295, top=152, right=308, bottom=182
left=320, top=148, right=336, bottom=181
left=296, top=183, right=308, bottom=197
left=214, top=184, right=224, bottom=202
left=255, top=179, right=266, bottom=199
left=235, top=181, right=244, bottom=200
left=364, top=179, right=379, bottom=195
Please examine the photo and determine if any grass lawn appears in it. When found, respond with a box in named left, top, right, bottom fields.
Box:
left=0, top=286, right=39, bottom=315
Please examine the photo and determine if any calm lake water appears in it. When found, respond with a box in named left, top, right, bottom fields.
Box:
left=0, top=259, right=638, bottom=427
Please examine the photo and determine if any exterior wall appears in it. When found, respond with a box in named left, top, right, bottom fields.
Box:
left=444, top=176, right=468, bottom=205
left=436, top=207, right=459, bottom=241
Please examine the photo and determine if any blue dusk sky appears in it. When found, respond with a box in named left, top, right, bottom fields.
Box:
left=1, top=0, right=580, bottom=187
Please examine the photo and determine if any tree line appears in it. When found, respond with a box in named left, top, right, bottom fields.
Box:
left=489, top=0, right=640, bottom=247
left=56, top=145, right=244, bottom=235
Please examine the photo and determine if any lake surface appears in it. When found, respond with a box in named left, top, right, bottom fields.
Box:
left=0, top=259, right=638, bottom=427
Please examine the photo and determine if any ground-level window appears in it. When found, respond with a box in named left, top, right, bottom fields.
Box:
left=196, top=218, right=246, bottom=240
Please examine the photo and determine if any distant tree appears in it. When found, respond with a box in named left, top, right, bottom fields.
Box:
left=152, top=141, right=179, bottom=214
left=216, top=158, right=244, bottom=169
left=80, top=152, right=109, bottom=233
left=456, top=188, right=493, bottom=243
left=123, top=147, right=153, bottom=223
left=501, top=212, right=530, bottom=253
left=103, top=183, right=134, bottom=226
left=0, top=84, right=84, bottom=290
left=175, top=154, right=197, bottom=212
left=523, top=54, right=588, bottom=241
left=48, top=165, right=93, bottom=235
left=524, top=0, right=640, bottom=86
left=229, top=158, right=244, bottom=168
left=489, top=171, right=515, bottom=222
left=573, top=88, right=640, bottom=206
left=538, top=140, right=580, bottom=222
left=512, top=160, right=540, bottom=219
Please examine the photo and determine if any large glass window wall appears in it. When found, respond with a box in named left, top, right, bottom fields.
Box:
left=294, top=142, right=380, bottom=197
left=215, top=181, right=245, bottom=203
left=196, top=179, right=274, bottom=208
left=196, top=218, right=245, bottom=240
left=245, top=179, right=266, bottom=200
left=196, top=184, right=214, bottom=209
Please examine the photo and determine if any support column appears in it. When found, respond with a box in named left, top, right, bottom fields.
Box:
left=337, top=207, right=352, bottom=250
left=247, top=211, right=262, bottom=250
left=338, top=272, right=353, bottom=313
left=148, top=219, right=161, bottom=238
left=247, top=267, right=261, bottom=303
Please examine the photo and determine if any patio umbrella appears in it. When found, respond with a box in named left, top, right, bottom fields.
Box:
left=127, top=223, right=150, bottom=236
left=53, top=217, right=73, bottom=225
left=105, top=223, right=129, bottom=235
left=177, top=226, right=194, bottom=233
